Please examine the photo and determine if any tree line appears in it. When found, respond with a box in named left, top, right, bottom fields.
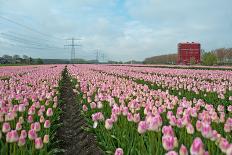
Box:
left=143, top=48, right=232, bottom=66
left=0, top=54, right=44, bottom=65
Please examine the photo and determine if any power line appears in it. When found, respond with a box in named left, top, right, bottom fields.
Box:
left=0, top=32, right=64, bottom=50
left=0, top=15, right=63, bottom=41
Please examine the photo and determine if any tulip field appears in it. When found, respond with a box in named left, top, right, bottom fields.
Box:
left=0, top=64, right=232, bottom=155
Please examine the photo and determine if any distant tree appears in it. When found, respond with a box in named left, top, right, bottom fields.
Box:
left=36, top=58, right=44, bottom=64
left=29, top=57, right=33, bottom=64
left=13, top=55, right=21, bottom=64
left=202, top=52, right=217, bottom=66
left=22, top=55, right=29, bottom=64
left=2, top=55, right=13, bottom=63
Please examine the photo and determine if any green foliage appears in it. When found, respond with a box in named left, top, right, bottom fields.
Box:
left=36, top=58, right=44, bottom=64
left=202, top=52, right=217, bottom=66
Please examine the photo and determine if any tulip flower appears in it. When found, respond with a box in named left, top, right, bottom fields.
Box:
left=46, top=108, right=53, bottom=117
left=179, top=144, right=188, bottom=155
left=43, top=134, right=49, bottom=143
left=28, top=129, right=37, bottom=140
left=105, top=118, right=113, bottom=130
left=2, top=122, right=11, bottom=133
left=35, top=137, right=43, bottom=149
left=138, top=121, right=148, bottom=134
left=190, top=137, right=205, bottom=155
left=114, top=148, right=123, bottom=155
left=44, top=120, right=51, bottom=128
left=18, top=137, right=26, bottom=147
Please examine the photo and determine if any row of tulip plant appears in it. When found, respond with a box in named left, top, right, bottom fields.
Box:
left=68, top=64, right=232, bottom=155
left=90, top=65, right=232, bottom=107
left=0, top=65, right=64, bottom=155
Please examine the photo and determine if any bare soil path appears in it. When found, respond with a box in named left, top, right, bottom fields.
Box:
left=57, top=68, right=104, bottom=155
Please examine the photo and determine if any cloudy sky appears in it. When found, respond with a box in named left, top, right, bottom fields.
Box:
left=0, top=0, right=231, bottom=61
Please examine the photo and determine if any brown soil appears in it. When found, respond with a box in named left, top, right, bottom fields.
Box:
left=57, top=69, right=104, bottom=155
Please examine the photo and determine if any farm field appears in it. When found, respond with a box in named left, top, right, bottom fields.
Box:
left=0, top=64, right=232, bottom=155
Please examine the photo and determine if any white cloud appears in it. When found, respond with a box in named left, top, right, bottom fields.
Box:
left=0, top=0, right=231, bottom=61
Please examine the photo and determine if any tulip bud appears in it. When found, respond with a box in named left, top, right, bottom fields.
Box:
left=40, top=116, right=45, bottom=123
left=44, top=120, right=51, bottom=128
left=2, top=122, right=11, bottom=133
left=138, top=121, right=147, bottom=134
left=43, top=134, right=49, bottom=143
left=190, top=137, right=204, bottom=155
left=16, top=122, right=22, bottom=131
left=82, top=105, right=88, bottom=111
left=46, top=108, right=53, bottom=117
left=179, top=144, right=188, bottom=155
left=35, top=137, right=43, bottom=149
left=34, top=122, right=41, bottom=132
left=27, top=115, right=33, bottom=123
left=115, top=148, right=123, bottom=155
left=105, top=119, right=113, bottom=130
left=20, top=130, right=27, bottom=138
left=18, top=137, right=26, bottom=147
left=28, top=129, right=37, bottom=140
left=165, top=151, right=178, bottom=155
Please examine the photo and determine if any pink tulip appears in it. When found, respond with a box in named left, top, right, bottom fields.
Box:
left=82, top=105, right=88, bottom=111
left=138, top=121, right=148, bottom=134
left=165, top=151, right=178, bottom=155
left=90, top=102, right=96, bottom=109
left=28, top=129, right=37, bottom=140
left=16, top=122, right=22, bottom=131
left=226, top=144, right=232, bottom=155
left=105, top=118, right=113, bottom=130
left=2, top=122, right=11, bottom=133
left=27, top=115, right=33, bottom=123
left=44, top=120, right=51, bottom=128
left=127, top=113, right=133, bottom=121
left=179, top=144, right=188, bottom=155
left=34, top=122, right=41, bottom=132
left=18, top=104, right=25, bottom=112
left=18, top=137, right=26, bottom=147
left=186, top=123, right=194, bottom=134
left=162, top=126, right=174, bottom=137
left=6, top=130, right=18, bottom=143
left=219, top=138, right=230, bottom=153
left=114, top=148, right=123, bottom=155
left=20, top=130, right=27, bottom=138
left=40, top=115, right=45, bottom=123
left=133, top=113, right=140, bottom=123
left=201, top=123, right=212, bottom=139
left=162, top=135, right=176, bottom=151
left=190, top=137, right=204, bottom=155
left=35, top=137, right=43, bottom=149
left=46, top=108, right=53, bottom=117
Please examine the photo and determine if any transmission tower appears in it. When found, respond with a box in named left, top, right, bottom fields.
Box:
left=64, top=38, right=81, bottom=63
left=96, top=49, right=99, bottom=64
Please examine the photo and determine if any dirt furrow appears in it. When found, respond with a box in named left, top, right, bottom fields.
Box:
left=57, top=67, right=104, bottom=155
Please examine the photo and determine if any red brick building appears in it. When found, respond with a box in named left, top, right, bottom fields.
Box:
left=177, top=42, right=201, bottom=64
